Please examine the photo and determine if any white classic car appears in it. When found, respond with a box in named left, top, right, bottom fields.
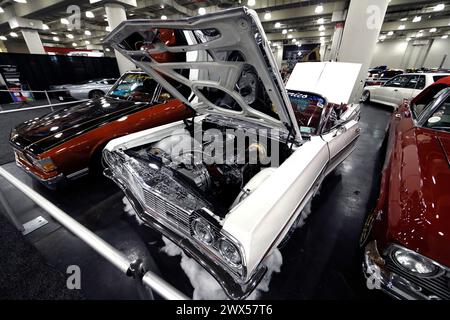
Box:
left=361, top=72, right=450, bottom=108
left=102, top=7, right=361, bottom=299
left=51, top=78, right=118, bottom=101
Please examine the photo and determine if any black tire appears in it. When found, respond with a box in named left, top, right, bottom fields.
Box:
left=361, top=90, right=370, bottom=102
left=89, top=90, right=105, bottom=99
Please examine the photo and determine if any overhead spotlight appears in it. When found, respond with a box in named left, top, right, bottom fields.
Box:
left=434, top=4, right=445, bottom=11
left=320, top=37, right=325, bottom=41
left=85, top=40, right=91, bottom=45
left=398, top=25, right=405, bottom=30
left=292, top=38, right=296, bottom=42
left=10, top=32, right=18, bottom=37
left=42, top=24, right=49, bottom=30
left=315, top=5, right=324, bottom=14
left=160, top=4, right=165, bottom=9
left=317, top=18, right=325, bottom=24
left=320, top=31, right=325, bottom=36
left=161, top=15, right=167, bottom=20
left=442, top=35, right=448, bottom=39
left=66, top=34, right=74, bottom=39
left=282, top=29, right=287, bottom=34
left=53, top=36, right=60, bottom=41
left=247, top=0, right=256, bottom=6
left=85, top=30, right=91, bottom=36
left=85, top=11, right=94, bottom=18
left=0, top=36, right=7, bottom=40
left=61, top=18, right=69, bottom=25
left=416, top=32, right=423, bottom=37
left=0, top=8, right=4, bottom=13
left=287, top=34, right=293, bottom=39
left=412, top=16, right=421, bottom=23
left=406, top=37, right=411, bottom=41
left=379, top=34, right=386, bottom=40
left=72, top=42, right=77, bottom=47
left=105, top=48, right=111, bottom=52
left=400, top=17, right=407, bottom=21
left=274, top=22, right=281, bottom=28
left=51, top=32, right=57, bottom=35
left=264, top=12, right=271, bottom=20
left=198, top=7, right=206, bottom=15
left=288, top=29, right=293, bottom=32
left=387, top=31, right=394, bottom=36
left=429, top=28, right=437, bottom=33
left=14, top=0, right=27, bottom=3
left=105, top=26, right=111, bottom=32
left=318, top=25, right=325, bottom=31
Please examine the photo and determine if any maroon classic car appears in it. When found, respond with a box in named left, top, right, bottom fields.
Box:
left=361, top=76, right=450, bottom=300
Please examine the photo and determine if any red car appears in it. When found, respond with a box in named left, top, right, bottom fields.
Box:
left=9, top=70, right=192, bottom=189
left=361, top=76, right=450, bottom=300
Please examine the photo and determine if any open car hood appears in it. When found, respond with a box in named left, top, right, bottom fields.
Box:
left=286, top=62, right=362, bottom=105
left=104, top=7, right=301, bottom=140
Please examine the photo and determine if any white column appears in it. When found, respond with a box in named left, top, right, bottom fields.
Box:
left=329, top=22, right=344, bottom=61
left=105, top=3, right=135, bottom=75
left=21, top=29, right=45, bottom=54
left=337, top=0, right=389, bottom=103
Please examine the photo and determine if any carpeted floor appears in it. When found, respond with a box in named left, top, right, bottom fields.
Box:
left=0, top=212, right=84, bottom=299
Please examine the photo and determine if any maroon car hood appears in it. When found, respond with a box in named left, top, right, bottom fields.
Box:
left=388, top=127, right=450, bottom=267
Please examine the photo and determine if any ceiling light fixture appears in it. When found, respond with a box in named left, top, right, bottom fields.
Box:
left=0, top=36, right=7, bottom=40
left=85, top=30, right=91, bottom=36
left=105, top=26, right=111, bottom=32
left=442, top=35, right=448, bottom=39
left=161, top=15, right=167, bottom=20
left=0, top=8, right=4, bottom=13
left=387, top=31, right=394, bottom=36
left=72, top=42, right=77, bottom=47
left=282, top=29, right=287, bottom=34
left=85, top=11, right=94, bottom=18
left=275, top=22, right=281, bottom=28
left=14, top=0, right=27, bottom=3
left=406, top=37, right=411, bottom=41
left=429, top=28, right=437, bottom=33
left=315, top=5, right=324, bottom=14
left=247, top=0, right=256, bottom=6
left=10, top=32, right=18, bottom=37
left=317, top=18, right=325, bottom=24
left=287, top=34, right=293, bottom=39
left=379, top=34, right=386, bottom=40
left=85, top=40, right=91, bottom=45
left=264, top=12, right=271, bottom=20
left=66, top=34, right=74, bottom=39
left=198, top=8, right=206, bottom=15
left=61, top=18, right=69, bottom=25
left=319, top=25, right=325, bottom=31
left=412, top=16, right=421, bottom=23
left=42, top=24, right=49, bottom=30
left=400, top=17, right=407, bottom=21
left=320, top=31, right=325, bottom=36
left=398, top=25, right=405, bottom=30
left=53, top=36, right=59, bottom=41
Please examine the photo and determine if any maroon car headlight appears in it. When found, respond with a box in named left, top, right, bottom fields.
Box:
left=391, top=246, right=440, bottom=277
left=32, top=157, right=57, bottom=173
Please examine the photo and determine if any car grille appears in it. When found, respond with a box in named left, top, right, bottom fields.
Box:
left=385, top=259, right=450, bottom=300
left=142, top=188, right=191, bottom=235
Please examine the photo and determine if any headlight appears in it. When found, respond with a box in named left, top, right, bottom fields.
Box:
left=192, top=218, right=214, bottom=245
left=219, top=238, right=242, bottom=267
left=392, top=248, right=438, bottom=277
left=33, top=157, right=57, bottom=173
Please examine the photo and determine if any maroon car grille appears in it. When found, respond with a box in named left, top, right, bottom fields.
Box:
left=385, top=259, right=450, bottom=300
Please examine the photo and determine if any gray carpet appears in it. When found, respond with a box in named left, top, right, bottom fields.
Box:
left=0, top=212, right=83, bottom=299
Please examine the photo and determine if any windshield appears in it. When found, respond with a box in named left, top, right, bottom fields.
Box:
left=108, top=73, right=159, bottom=102
left=424, top=94, right=450, bottom=133
left=288, top=90, right=325, bottom=135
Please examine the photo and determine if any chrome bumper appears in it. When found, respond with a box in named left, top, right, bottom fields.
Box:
left=363, top=241, right=442, bottom=300
left=15, top=158, right=66, bottom=190
left=104, top=167, right=267, bottom=300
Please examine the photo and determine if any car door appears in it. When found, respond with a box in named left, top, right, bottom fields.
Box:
left=396, top=75, right=424, bottom=105
left=320, top=104, right=361, bottom=175
left=381, top=75, right=411, bottom=106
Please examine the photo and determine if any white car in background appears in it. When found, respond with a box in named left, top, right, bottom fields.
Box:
left=361, top=73, right=450, bottom=108
left=102, top=8, right=361, bottom=299
left=51, top=78, right=118, bottom=100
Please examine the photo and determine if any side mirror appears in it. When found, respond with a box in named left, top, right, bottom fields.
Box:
left=160, top=93, right=171, bottom=102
